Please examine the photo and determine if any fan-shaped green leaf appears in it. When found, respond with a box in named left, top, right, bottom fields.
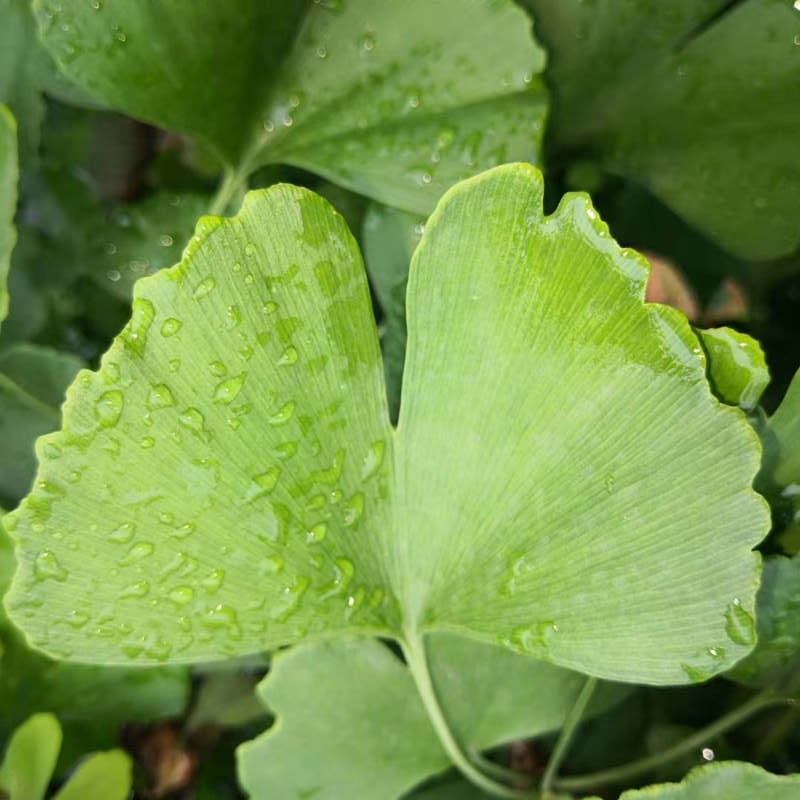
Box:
left=34, top=0, right=546, bottom=213
left=238, top=634, right=627, bottom=799
left=5, top=165, right=767, bottom=686
left=697, top=328, right=769, bottom=410
left=52, top=750, right=131, bottom=800
left=525, top=0, right=800, bottom=261
left=0, top=712, right=61, bottom=800
left=0, top=104, right=17, bottom=327
left=616, top=761, right=800, bottom=799
left=768, top=367, right=800, bottom=488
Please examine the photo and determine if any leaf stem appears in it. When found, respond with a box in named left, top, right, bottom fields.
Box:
left=401, top=632, right=539, bottom=799
left=209, top=167, right=246, bottom=216
left=540, top=676, right=597, bottom=793
left=554, top=690, right=791, bottom=793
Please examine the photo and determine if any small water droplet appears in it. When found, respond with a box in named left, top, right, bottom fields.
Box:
left=108, top=521, right=135, bottom=543
left=358, top=31, right=375, bottom=52
left=34, top=550, right=68, bottom=582
left=271, top=576, right=310, bottom=621
left=161, top=318, right=182, bottom=337
left=159, top=234, right=174, bottom=247
left=169, top=585, right=194, bottom=605
left=269, top=401, right=296, bottom=426
left=95, top=390, right=124, bottom=427
left=278, top=346, right=298, bottom=366
left=179, top=408, right=209, bottom=440
left=245, top=467, right=281, bottom=503
left=148, top=383, right=176, bottom=409
left=201, top=568, right=225, bottom=594
left=342, top=492, right=364, bottom=526
left=171, top=522, right=196, bottom=540
left=361, top=440, right=385, bottom=481
left=725, top=599, right=756, bottom=645
left=118, top=580, right=150, bottom=598
left=306, top=522, right=328, bottom=543
left=119, top=541, right=154, bottom=565
left=193, top=276, right=216, bottom=300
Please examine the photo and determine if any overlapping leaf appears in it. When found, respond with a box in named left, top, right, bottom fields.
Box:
left=5, top=165, right=767, bottom=686
left=34, top=0, right=547, bottom=213
left=238, top=634, right=628, bottom=799
left=614, top=761, right=800, bottom=799
left=525, top=0, right=800, bottom=261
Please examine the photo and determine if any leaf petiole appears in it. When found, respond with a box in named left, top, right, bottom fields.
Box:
left=554, top=690, right=793, bottom=793
left=402, top=632, right=540, bottom=799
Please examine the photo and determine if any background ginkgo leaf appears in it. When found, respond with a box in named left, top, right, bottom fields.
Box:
left=5, top=184, right=395, bottom=663
left=728, top=554, right=800, bottom=693
left=767, top=367, right=800, bottom=489
left=615, top=761, right=800, bottom=799
left=524, top=0, right=800, bottom=261
left=0, top=103, right=17, bottom=327
left=696, top=328, right=769, bottom=411
left=0, top=713, right=61, bottom=800
left=238, top=635, right=628, bottom=799
left=34, top=0, right=547, bottom=213
left=361, top=203, right=424, bottom=420
left=6, top=166, right=767, bottom=688
left=52, top=750, right=131, bottom=800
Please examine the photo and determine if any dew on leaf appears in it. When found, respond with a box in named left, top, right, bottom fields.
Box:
left=260, top=554, right=285, bottom=574
left=148, top=383, right=176, bottom=409
left=269, top=401, right=296, bottom=426
left=108, top=521, right=135, bottom=543
left=161, top=317, right=182, bottom=337
left=34, top=550, right=68, bottom=582
left=725, top=599, right=756, bottom=645
left=214, top=373, right=247, bottom=404
left=171, top=522, right=196, bottom=539
left=275, top=441, right=298, bottom=460
left=360, top=440, right=385, bottom=481
left=202, top=603, right=241, bottom=640
left=95, top=389, right=124, bottom=427
left=342, top=492, right=364, bottom=526
left=193, top=276, right=216, bottom=299
left=179, top=408, right=209, bottom=440
left=168, top=585, right=194, bottom=605
left=201, top=568, right=225, bottom=594
left=271, top=576, right=310, bottom=621
left=278, top=345, right=298, bottom=365
left=119, top=541, right=154, bottom=565
left=118, top=580, right=150, bottom=599
left=306, top=522, right=328, bottom=543
left=245, top=468, right=281, bottom=503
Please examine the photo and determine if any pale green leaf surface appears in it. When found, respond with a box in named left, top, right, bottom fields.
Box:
left=0, top=713, right=61, bottom=800
left=362, top=203, right=424, bottom=419
left=697, top=327, right=769, bottom=410
left=5, top=183, right=396, bottom=663
left=728, top=554, right=800, bottom=691
left=616, top=761, right=800, bottom=799
left=0, top=345, right=83, bottom=501
left=5, top=166, right=767, bottom=685
left=525, top=0, right=800, bottom=261
left=238, top=634, right=627, bottom=800
left=768, top=367, right=800, bottom=488
left=53, top=750, right=131, bottom=800
left=0, top=104, right=17, bottom=327
left=35, top=0, right=546, bottom=214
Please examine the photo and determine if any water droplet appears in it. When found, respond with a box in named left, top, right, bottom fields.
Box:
left=66, top=610, right=90, bottom=627
left=244, top=243, right=256, bottom=257
left=159, top=234, right=174, bottom=247
left=702, top=747, right=715, bottom=761
left=118, top=542, right=154, bottom=568
left=171, top=522, right=196, bottom=540
left=209, top=361, right=227, bottom=377
left=342, top=493, right=364, bottom=526
left=725, top=599, right=755, bottom=645
left=34, top=550, right=68, bottom=582
left=202, top=603, right=241, bottom=639
left=245, top=467, right=281, bottom=503
left=148, top=383, right=175, bottom=409
left=361, top=440, right=385, bottom=481
left=510, top=621, right=559, bottom=653
left=306, top=522, right=328, bottom=543
left=275, top=441, right=298, bottom=460
left=319, top=557, right=354, bottom=599
left=278, top=346, right=298, bottom=366
left=161, top=318, right=182, bottom=337
left=271, top=576, right=310, bottom=621
left=604, top=474, right=615, bottom=493
left=263, top=300, right=278, bottom=315
left=108, top=522, right=135, bottom=543
left=126, top=298, right=155, bottom=354
left=225, top=305, right=242, bottom=329
left=315, top=45, right=328, bottom=58
left=168, top=585, right=194, bottom=605
left=358, top=31, right=375, bottom=52
left=193, top=276, right=216, bottom=300
left=201, top=568, right=225, bottom=594
left=179, top=408, right=209, bottom=440
left=214, top=373, right=246, bottom=405
left=269, top=401, right=296, bottom=426
left=118, top=580, right=150, bottom=598
left=94, top=389, right=124, bottom=427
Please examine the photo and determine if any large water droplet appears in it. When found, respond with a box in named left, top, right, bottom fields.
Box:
left=34, top=550, right=68, bottom=582
left=271, top=576, right=310, bottom=621
left=95, top=390, right=124, bottom=427
left=214, top=373, right=246, bottom=405
left=725, top=599, right=756, bottom=646
left=269, top=401, right=296, bottom=426
left=148, top=383, right=175, bottom=410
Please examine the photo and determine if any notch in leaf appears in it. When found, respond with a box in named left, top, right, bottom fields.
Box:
left=4, top=164, right=767, bottom=692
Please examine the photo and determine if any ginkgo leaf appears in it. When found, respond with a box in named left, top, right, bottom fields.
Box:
left=34, top=0, right=547, bottom=214
left=0, top=103, right=17, bottom=327
left=767, top=367, right=800, bottom=489
left=727, top=554, right=800, bottom=693
left=238, top=634, right=628, bottom=799
left=5, top=165, right=767, bottom=687
left=696, top=328, right=769, bottom=411
left=524, top=0, right=800, bottom=261
left=0, top=713, right=61, bottom=800
left=52, top=750, right=131, bottom=800
left=614, top=761, right=800, bottom=799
